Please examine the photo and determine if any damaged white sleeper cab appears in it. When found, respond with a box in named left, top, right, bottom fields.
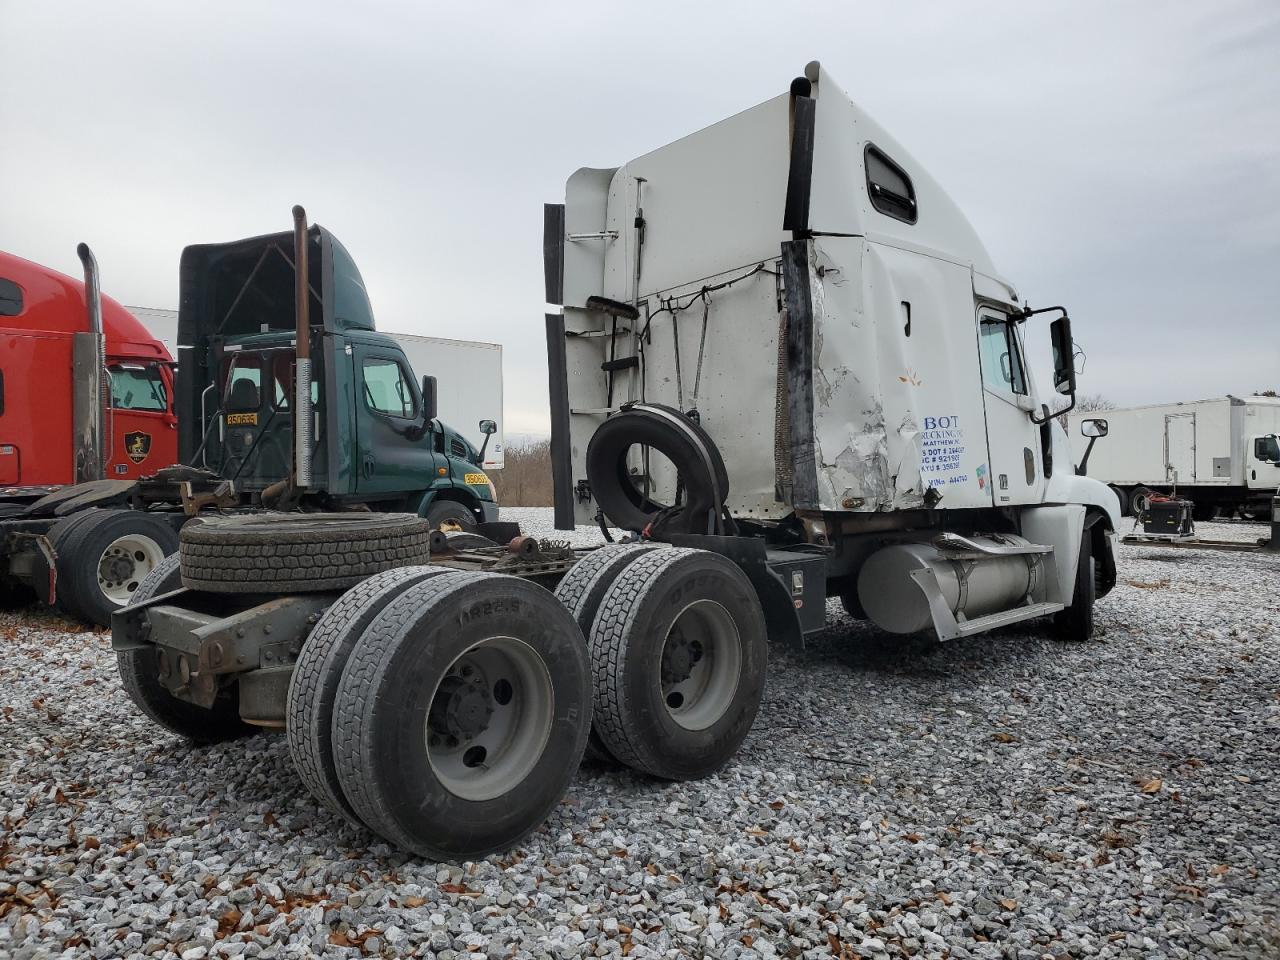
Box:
left=545, top=61, right=1121, bottom=649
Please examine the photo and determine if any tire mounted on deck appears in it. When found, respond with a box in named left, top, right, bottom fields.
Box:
left=179, top=513, right=433, bottom=593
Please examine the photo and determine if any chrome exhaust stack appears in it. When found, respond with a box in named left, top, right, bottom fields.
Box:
left=73, top=243, right=106, bottom=483
left=291, top=205, right=313, bottom=490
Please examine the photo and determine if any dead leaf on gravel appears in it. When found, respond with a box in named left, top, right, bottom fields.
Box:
left=1139, top=778, right=1164, bottom=794
left=768, top=800, right=785, bottom=810
left=992, top=732, right=1017, bottom=744
left=402, top=896, right=426, bottom=908
left=1000, top=899, right=1018, bottom=911
left=1210, top=864, right=1230, bottom=876
left=937, top=892, right=952, bottom=906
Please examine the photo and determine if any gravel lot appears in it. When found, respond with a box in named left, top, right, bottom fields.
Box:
left=2, top=512, right=1277, bottom=959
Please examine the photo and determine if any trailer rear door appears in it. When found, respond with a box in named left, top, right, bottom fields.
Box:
left=1165, top=413, right=1196, bottom=484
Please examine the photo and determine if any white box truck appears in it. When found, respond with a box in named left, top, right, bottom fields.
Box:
left=130, top=308, right=504, bottom=468
left=1078, top=396, right=1280, bottom=519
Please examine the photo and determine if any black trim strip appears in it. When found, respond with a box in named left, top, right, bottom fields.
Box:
left=545, top=313, right=575, bottom=529
left=783, top=96, right=816, bottom=235
left=543, top=204, right=565, bottom=305
left=780, top=240, right=819, bottom=509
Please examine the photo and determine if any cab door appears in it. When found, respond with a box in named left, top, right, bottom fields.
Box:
left=976, top=310, right=1044, bottom=505
left=352, top=344, right=438, bottom=496
left=106, top=360, right=178, bottom=478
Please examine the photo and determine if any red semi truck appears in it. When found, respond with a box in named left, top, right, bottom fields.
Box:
left=0, top=248, right=178, bottom=496
left=0, top=245, right=180, bottom=617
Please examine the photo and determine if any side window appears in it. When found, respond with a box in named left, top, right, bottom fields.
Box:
left=978, top=317, right=1027, bottom=396
left=362, top=357, right=416, bottom=418
left=109, top=363, right=169, bottom=411
left=865, top=145, right=917, bottom=224
left=0, top=278, right=22, bottom=317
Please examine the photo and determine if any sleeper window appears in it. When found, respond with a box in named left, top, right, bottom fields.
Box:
left=0, top=278, right=22, bottom=317
left=865, top=145, right=917, bottom=224
left=979, top=318, right=1027, bottom=396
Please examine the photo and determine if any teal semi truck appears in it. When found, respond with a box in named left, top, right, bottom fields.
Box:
left=1, top=208, right=499, bottom=626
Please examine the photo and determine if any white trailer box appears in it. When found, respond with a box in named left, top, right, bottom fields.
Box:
left=1079, top=396, right=1280, bottom=518
left=129, top=307, right=504, bottom=469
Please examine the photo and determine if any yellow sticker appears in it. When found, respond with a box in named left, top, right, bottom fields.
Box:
left=226, top=412, right=258, bottom=426
left=464, top=472, right=489, bottom=486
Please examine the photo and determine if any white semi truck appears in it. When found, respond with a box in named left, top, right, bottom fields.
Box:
left=1078, top=396, right=1280, bottom=519
left=545, top=59, right=1121, bottom=647
left=113, top=62, right=1124, bottom=860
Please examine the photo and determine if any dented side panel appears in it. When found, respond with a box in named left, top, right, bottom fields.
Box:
left=802, top=238, right=991, bottom=512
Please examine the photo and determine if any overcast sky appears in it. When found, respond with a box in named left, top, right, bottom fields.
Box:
left=2, top=0, right=1276, bottom=436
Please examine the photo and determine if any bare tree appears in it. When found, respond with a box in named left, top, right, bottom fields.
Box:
left=1253, top=389, right=1277, bottom=397
left=489, top=438, right=554, bottom=507
left=1075, top=393, right=1115, bottom=412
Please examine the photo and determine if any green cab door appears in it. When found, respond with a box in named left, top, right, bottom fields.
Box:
left=351, top=342, right=440, bottom=497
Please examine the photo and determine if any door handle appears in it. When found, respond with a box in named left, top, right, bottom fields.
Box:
left=363, top=453, right=375, bottom=478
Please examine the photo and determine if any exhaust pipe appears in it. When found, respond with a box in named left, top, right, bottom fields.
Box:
left=73, top=243, right=105, bottom=484
left=291, top=205, right=313, bottom=490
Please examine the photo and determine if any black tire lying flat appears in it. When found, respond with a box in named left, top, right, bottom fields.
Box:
left=116, top=555, right=252, bottom=743
left=56, top=509, right=180, bottom=627
left=1054, top=528, right=1095, bottom=642
left=180, top=513, right=432, bottom=593
left=552, top=543, right=656, bottom=764
left=286, top=565, right=451, bottom=826
left=331, top=572, right=592, bottom=859
left=425, top=499, right=478, bottom=531
left=590, top=547, right=767, bottom=780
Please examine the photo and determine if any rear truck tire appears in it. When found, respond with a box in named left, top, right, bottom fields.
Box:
left=552, top=542, right=657, bottom=764
left=1108, top=485, right=1128, bottom=518
left=1129, top=486, right=1154, bottom=517
left=56, top=509, right=179, bottom=627
left=589, top=547, right=768, bottom=780
left=46, top=509, right=110, bottom=612
left=179, top=513, right=432, bottom=593
left=331, top=571, right=592, bottom=859
left=1237, top=505, right=1261, bottom=522
left=286, top=565, right=452, bottom=827
left=116, top=554, right=252, bottom=743
left=1053, top=528, right=1096, bottom=642
left=425, top=499, right=478, bottom=532
left=1192, top=502, right=1217, bottom=522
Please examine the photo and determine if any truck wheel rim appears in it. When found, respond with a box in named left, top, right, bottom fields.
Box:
left=96, top=535, right=165, bottom=606
left=425, top=637, right=554, bottom=802
left=660, top=599, right=742, bottom=731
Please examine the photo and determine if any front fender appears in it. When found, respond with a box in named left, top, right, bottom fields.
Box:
left=1044, top=472, right=1123, bottom=532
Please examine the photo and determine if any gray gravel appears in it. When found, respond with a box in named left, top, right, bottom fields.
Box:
left=2, top=512, right=1277, bottom=959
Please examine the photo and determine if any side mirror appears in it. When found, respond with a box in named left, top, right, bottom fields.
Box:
left=1080, top=418, right=1108, bottom=438
left=1050, top=316, right=1076, bottom=396
left=420, top=375, right=437, bottom=422
left=479, top=419, right=497, bottom=435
